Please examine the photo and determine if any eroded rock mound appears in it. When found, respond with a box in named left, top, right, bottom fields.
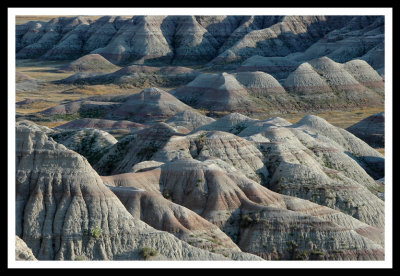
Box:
left=108, top=185, right=262, bottom=260
left=15, top=120, right=229, bottom=261
left=233, top=71, right=286, bottom=95
left=102, top=159, right=384, bottom=260
left=16, top=15, right=383, bottom=70
left=282, top=57, right=384, bottom=110
left=166, top=110, right=216, bottom=131
left=170, top=72, right=254, bottom=112
left=59, top=64, right=200, bottom=88
left=60, top=53, right=120, bottom=72
left=292, top=114, right=384, bottom=180
left=16, top=72, right=40, bottom=92
left=105, top=87, right=196, bottom=123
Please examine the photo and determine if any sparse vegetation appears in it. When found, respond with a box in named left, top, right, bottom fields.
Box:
left=141, top=247, right=158, bottom=260
left=136, top=142, right=160, bottom=159
left=90, top=225, right=102, bottom=239
left=74, top=255, right=87, bottom=261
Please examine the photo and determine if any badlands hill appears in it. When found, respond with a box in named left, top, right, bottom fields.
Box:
left=165, top=110, right=216, bottom=131
left=15, top=113, right=386, bottom=260
left=347, top=112, right=385, bottom=148
left=170, top=72, right=254, bottom=112
left=38, top=87, right=199, bottom=124
left=102, top=159, right=384, bottom=260
left=104, top=87, right=197, bottom=123
left=60, top=53, right=120, bottom=72
left=16, top=120, right=250, bottom=261
left=16, top=15, right=383, bottom=68
left=15, top=72, right=39, bottom=92
left=170, top=57, right=384, bottom=113
left=59, top=64, right=200, bottom=88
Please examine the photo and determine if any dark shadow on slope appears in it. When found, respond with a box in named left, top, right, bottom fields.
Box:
left=344, top=151, right=384, bottom=180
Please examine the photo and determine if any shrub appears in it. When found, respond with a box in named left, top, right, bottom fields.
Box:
left=74, top=255, right=86, bottom=261
left=90, top=225, right=102, bottom=239
left=141, top=247, right=158, bottom=260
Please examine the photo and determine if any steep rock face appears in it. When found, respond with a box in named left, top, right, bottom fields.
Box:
left=15, top=236, right=37, bottom=261
left=347, top=112, right=385, bottom=148
left=170, top=72, right=254, bottom=112
left=101, top=159, right=384, bottom=260
left=105, top=87, right=195, bottom=123
left=40, top=19, right=93, bottom=60
left=171, top=16, right=219, bottom=65
left=16, top=15, right=383, bottom=68
left=93, top=16, right=174, bottom=65
left=214, top=16, right=283, bottom=58
left=16, top=16, right=93, bottom=59
left=210, top=16, right=353, bottom=65
left=81, top=16, right=121, bottom=53
left=195, top=15, right=245, bottom=47
left=15, top=121, right=228, bottom=261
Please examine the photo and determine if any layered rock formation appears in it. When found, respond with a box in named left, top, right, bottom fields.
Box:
left=60, top=54, right=120, bottom=72
left=104, top=87, right=196, bottom=123
left=102, top=159, right=384, bottom=260
left=170, top=57, right=383, bottom=114
left=15, top=113, right=386, bottom=261
left=94, top=122, right=183, bottom=175
left=165, top=110, right=216, bottom=131
left=60, top=64, right=200, bottom=88
left=17, top=15, right=382, bottom=68
left=233, top=71, right=286, bottom=95
left=170, top=72, right=254, bottom=112
left=15, top=121, right=233, bottom=260
left=296, top=16, right=384, bottom=72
